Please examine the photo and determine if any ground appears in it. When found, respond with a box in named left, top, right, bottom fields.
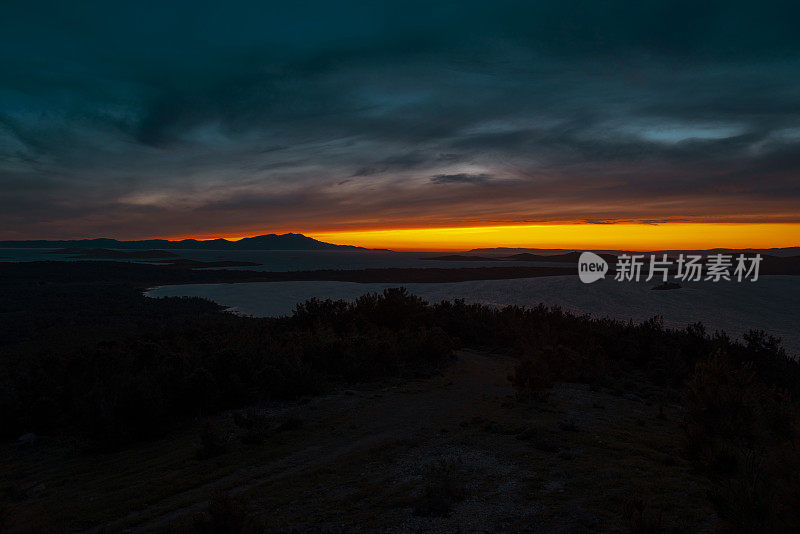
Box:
left=2, top=350, right=713, bottom=533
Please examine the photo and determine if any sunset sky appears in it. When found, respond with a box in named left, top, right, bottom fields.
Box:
left=2, top=1, right=800, bottom=249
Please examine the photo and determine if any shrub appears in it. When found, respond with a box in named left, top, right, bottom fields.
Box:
left=508, top=355, right=555, bottom=401
left=196, top=423, right=229, bottom=460
left=683, top=352, right=800, bottom=531
left=0, top=286, right=457, bottom=443
left=683, top=352, right=760, bottom=473
left=623, top=494, right=663, bottom=533
left=413, top=456, right=468, bottom=518
left=193, top=491, right=259, bottom=534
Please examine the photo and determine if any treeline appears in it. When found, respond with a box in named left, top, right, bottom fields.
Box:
left=0, top=284, right=453, bottom=445
left=3, top=277, right=796, bottom=438
left=427, top=299, right=799, bottom=530
left=479, top=301, right=799, bottom=532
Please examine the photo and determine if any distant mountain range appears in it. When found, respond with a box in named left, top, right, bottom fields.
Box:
left=0, top=233, right=366, bottom=251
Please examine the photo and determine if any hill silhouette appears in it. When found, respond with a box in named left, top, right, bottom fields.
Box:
left=0, top=233, right=365, bottom=251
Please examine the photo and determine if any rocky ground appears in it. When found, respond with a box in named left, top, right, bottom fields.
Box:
left=2, top=350, right=713, bottom=532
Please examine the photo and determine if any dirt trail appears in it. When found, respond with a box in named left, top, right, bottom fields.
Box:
left=17, top=348, right=712, bottom=532
left=85, top=350, right=516, bottom=532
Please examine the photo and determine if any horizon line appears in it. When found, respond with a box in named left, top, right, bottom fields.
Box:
left=2, top=222, right=800, bottom=252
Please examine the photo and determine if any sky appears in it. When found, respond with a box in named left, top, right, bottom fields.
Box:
left=1, top=1, right=800, bottom=248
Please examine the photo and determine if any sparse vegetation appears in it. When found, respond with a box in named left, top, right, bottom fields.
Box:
left=0, top=284, right=455, bottom=445
left=1, top=262, right=799, bottom=531
left=683, top=352, right=800, bottom=532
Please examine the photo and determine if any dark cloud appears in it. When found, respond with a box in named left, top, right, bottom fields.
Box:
left=431, top=173, right=492, bottom=185
left=1, top=1, right=800, bottom=238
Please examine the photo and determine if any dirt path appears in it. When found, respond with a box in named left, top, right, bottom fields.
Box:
left=8, top=350, right=712, bottom=532
left=87, top=349, right=514, bottom=532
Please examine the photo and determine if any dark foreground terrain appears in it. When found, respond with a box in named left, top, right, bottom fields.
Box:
left=5, top=350, right=709, bottom=533
left=1, top=261, right=799, bottom=532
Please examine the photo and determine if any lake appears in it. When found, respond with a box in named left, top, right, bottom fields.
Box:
left=4, top=247, right=796, bottom=355
left=147, top=274, right=800, bottom=357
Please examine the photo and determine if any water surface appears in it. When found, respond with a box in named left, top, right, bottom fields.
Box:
left=147, top=275, right=800, bottom=356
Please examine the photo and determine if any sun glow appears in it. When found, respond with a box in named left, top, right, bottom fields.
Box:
left=306, top=223, right=800, bottom=251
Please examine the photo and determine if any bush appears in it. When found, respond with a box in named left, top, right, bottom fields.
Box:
left=193, top=491, right=259, bottom=534
left=196, top=423, right=229, bottom=460
left=413, top=456, right=468, bottom=517
left=0, top=286, right=456, bottom=444
left=508, top=355, right=555, bottom=401
left=683, top=352, right=800, bottom=531
left=623, top=493, right=663, bottom=533
left=683, top=352, right=760, bottom=473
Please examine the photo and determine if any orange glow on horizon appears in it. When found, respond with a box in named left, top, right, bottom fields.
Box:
left=166, top=223, right=800, bottom=252
left=307, top=223, right=800, bottom=251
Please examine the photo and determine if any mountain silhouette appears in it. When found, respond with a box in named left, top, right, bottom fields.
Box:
left=0, top=233, right=366, bottom=251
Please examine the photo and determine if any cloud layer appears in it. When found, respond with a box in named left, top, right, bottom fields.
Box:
left=1, top=0, right=800, bottom=238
